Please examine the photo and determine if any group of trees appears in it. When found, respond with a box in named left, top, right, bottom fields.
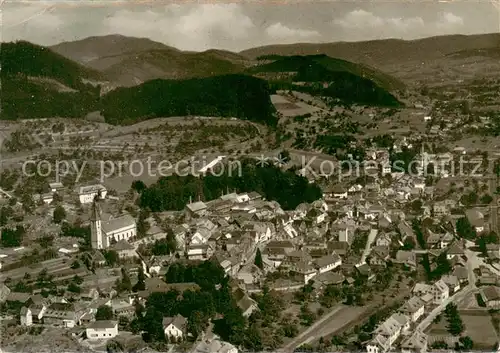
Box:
left=445, top=303, right=464, bottom=336
left=421, top=252, right=452, bottom=281
left=1, top=225, right=25, bottom=247
left=100, top=75, right=277, bottom=126
left=476, top=231, right=500, bottom=256
left=456, top=217, right=477, bottom=240
left=138, top=159, right=322, bottom=211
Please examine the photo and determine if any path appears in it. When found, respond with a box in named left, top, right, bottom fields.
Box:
left=278, top=304, right=346, bottom=352
left=360, top=229, right=378, bottom=264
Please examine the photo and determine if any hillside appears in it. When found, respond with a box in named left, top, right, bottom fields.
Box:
left=249, top=55, right=403, bottom=107
left=99, top=74, right=277, bottom=126
left=241, top=33, right=500, bottom=68
left=97, top=49, right=247, bottom=87
left=1, top=41, right=103, bottom=120
left=1, top=41, right=103, bottom=89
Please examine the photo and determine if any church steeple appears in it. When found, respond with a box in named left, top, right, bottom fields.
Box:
left=90, top=200, right=103, bottom=249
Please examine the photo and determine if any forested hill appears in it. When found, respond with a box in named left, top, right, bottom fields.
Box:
left=1, top=41, right=103, bottom=120
left=99, top=74, right=278, bottom=126
left=249, top=55, right=403, bottom=107
left=1, top=41, right=103, bottom=89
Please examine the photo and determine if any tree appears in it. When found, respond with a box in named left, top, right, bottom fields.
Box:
left=96, top=305, right=114, bottom=320
left=71, top=260, right=81, bottom=269
left=131, top=180, right=146, bottom=193
left=104, top=250, right=119, bottom=266
left=410, top=199, right=423, bottom=213
left=1, top=226, right=25, bottom=247
left=278, top=150, right=291, bottom=163
left=67, top=282, right=81, bottom=293
left=118, top=267, right=132, bottom=293
left=254, top=248, right=263, bottom=270
left=133, top=266, right=146, bottom=292
left=52, top=205, right=66, bottom=224
left=445, top=303, right=464, bottom=336
left=456, top=217, right=477, bottom=240
left=457, top=336, right=473, bottom=350
left=480, top=194, right=493, bottom=205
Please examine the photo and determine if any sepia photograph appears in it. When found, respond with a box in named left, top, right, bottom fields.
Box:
left=1, top=0, right=500, bottom=352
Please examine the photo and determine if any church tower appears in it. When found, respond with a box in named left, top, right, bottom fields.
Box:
left=90, top=200, right=103, bottom=249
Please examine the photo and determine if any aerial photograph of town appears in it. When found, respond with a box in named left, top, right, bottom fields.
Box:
left=0, top=0, right=499, bottom=352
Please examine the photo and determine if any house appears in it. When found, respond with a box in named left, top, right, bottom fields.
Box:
left=192, top=339, right=238, bottom=353
left=79, top=184, right=107, bottom=204
left=338, top=225, right=355, bottom=244
left=366, top=313, right=408, bottom=353
left=369, top=246, right=390, bottom=266
left=432, top=279, right=449, bottom=305
left=394, top=251, right=417, bottom=269
left=186, top=244, right=212, bottom=260
left=232, top=287, right=258, bottom=317
left=452, top=266, right=469, bottom=284
left=314, top=252, right=342, bottom=274
left=412, top=283, right=431, bottom=297
left=465, top=208, right=486, bottom=233
left=356, top=263, right=375, bottom=281
left=110, top=240, right=137, bottom=258
left=446, top=242, right=464, bottom=260
left=110, top=299, right=135, bottom=318
left=184, top=201, right=208, bottom=219
left=400, top=296, right=425, bottom=323
left=480, top=286, right=500, bottom=309
left=86, top=320, right=118, bottom=340
left=43, top=302, right=78, bottom=328
left=0, top=284, right=11, bottom=303
left=163, top=314, right=187, bottom=340
left=236, top=264, right=263, bottom=285
left=20, top=307, right=33, bottom=326
left=375, top=233, right=392, bottom=247
left=441, top=275, right=461, bottom=293
left=49, top=182, right=64, bottom=193
left=401, top=330, right=428, bottom=353
left=433, top=201, right=450, bottom=217
left=398, top=221, right=416, bottom=242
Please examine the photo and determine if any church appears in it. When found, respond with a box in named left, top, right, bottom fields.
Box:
left=90, top=201, right=137, bottom=249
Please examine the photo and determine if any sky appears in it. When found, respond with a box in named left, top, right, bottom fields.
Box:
left=3, top=1, right=500, bottom=52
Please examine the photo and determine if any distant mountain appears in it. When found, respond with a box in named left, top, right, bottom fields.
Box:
left=51, top=35, right=251, bottom=86
left=249, top=55, right=403, bottom=107
left=99, top=74, right=277, bottom=126
left=50, top=34, right=174, bottom=65
left=240, top=33, right=500, bottom=68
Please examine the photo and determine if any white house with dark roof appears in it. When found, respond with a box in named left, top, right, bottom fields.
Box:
left=163, top=314, right=187, bottom=340
left=432, top=279, right=449, bottom=304
left=184, top=201, right=208, bottom=219
left=86, top=320, right=118, bottom=340
left=79, top=184, right=107, bottom=204
left=400, top=296, right=425, bottom=323
left=314, top=252, right=342, bottom=274
left=110, top=240, right=137, bottom=258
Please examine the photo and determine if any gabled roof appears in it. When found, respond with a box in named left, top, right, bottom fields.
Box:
left=162, top=314, right=187, bottom=330
left=88, top=320, right=117, bottom=329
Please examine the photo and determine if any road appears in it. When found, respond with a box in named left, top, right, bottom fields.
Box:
left=464, top=247, right=500, bottom=277
left=278, top=304, right=347, bottom=352
left=360, top=229, right=378, bottom=265
left=415, top=284, right=476, bottom=333
left=489, top=176, right=498, bottom=234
